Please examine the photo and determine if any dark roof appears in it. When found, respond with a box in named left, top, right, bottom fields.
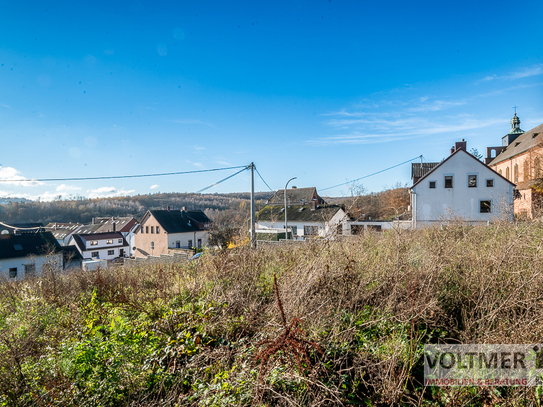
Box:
left=184, top=210, right=212, bottom=225
left=72, top=232, right=128, bottom=252
left=76, top=224, right=103, bottom=235
left=412, top=148, right=515, bottom=189
left=144, top=210, right=211, bottom=234
left=0, top=232, right=61, bottom=260
left=488, top=122, right=543, bottom=166
left=91, top=217, right=139, bottom=233
left=44, top=222, right=83, bottom=240
left=411, top=162, right=439, bottom=179
left=266, top=187, right=326, bottom=206
left=256, top=204, right=345, bottom=223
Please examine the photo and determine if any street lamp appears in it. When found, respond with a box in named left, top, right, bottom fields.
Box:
left=284, top=177, right=297, bottom=241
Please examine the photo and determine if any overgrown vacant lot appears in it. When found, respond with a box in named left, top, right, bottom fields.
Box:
left=2, top=222, right=543, bottom=406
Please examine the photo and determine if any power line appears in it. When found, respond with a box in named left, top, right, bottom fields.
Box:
left=0, top=165, right=247, bottom=183
left=320, top=155, right=422, bottom=191
left=196, top=166, right=249, bottom=193
left=254, top=166, right=274, bottom=191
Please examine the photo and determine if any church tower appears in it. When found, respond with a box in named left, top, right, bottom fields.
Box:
left=502, top=112, right=525, bottom=146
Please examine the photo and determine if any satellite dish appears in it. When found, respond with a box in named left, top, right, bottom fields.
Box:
left=1, top=230, right=9, bottom=235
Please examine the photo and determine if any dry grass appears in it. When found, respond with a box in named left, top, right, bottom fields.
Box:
left=2, top=220, right=543, bottom=405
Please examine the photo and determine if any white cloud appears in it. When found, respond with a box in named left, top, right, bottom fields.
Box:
left=480, top=64, right=543, bottom=82
left=315, top=90, right=504, bottom=146
left=56, top=184, right=82, bottom=192
left=0, top=166, right=43, bottom=186
left=87, top=187, right=135, bottom=199
left=150, top=184, right=159, bottom=189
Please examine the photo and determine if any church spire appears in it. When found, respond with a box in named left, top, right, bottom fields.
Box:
left=502, top=110, right=525, bottom=146
left=509, top=112, right=523, bottom=135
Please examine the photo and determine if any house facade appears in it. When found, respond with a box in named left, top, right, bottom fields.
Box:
left=411, top=141, right=514, bottom=228
left=486, top=114, right=543, bottom=218
left=72, top=232, right=129, bottom=261
left=0, top=231, right=63, bottom=280
left=256, top=199, right=348, bottom=240
left=134, top=208, right=212, bottom=258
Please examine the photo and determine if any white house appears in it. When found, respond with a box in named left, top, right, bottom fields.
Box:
left=0, top=231, right=64, bottom=280
left=256, top=201, right=348, bottom=240
left=72, top=232, right=129, bottom=261
left=411, top=141, right=515, bottom=228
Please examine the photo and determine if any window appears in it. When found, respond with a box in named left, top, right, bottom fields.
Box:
left=429, top=181, right=436, bottom=189
left=156, top=226, right=160, bottom=233
left=468, top=175, right=477, bottom=188
left=524, top=160, right=530, bottom=181
left=90, top=241, right=98, bottom=245
left=108, top=250, right=114, bottom=255
left=480, top=200, right=492, bottom=213
left=291, top=226, right=297, bottom=235
left=304, top=226, right=319, bottom=235
left=91, top=251, right=99, bottom=257
left=535, top=157, right=541, bottom=178
left=197, top=238, right=202, bottom=248
left=151, top=226, right=154, bottom=233
left=106, top=239, right=113, bottom=244
left=444, top=175, right=453, bottom=188
left=514, top=164, right=519, bottom=183
left=506, top=167, right=510, bottom=180
left=499, top=169, right=502, bottom=175
left=146, top=226, right=149, bottom=233
left=176, top=241, right=180, bottom=248
left=9, top=268, right=17, bottom=278
left=141, top=226, right=144, bottom=234
left=24, top=264, right=36, bottom=276
left=188, top=240, right=193, bottom=248
left=118, top=239, right=122, bottom=243
left=486, top=179, right=494, bottom=187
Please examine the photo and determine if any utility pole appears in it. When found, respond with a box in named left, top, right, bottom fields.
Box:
left=250, top=162, right=256, bottom=248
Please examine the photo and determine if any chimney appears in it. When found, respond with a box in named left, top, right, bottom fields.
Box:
left=181, top=207, right=186, bottom=212
left=292, top=186, right=297, bottom=189
left=455, top=139, right=467, bottom=152
left=167, top=206, right=170, bottom=211
left=112, top=222, right=116, bottom=232
left=311, top=200, right=317, bottom=211
left=450, top=139, right=467, bottom=155
left=92, top=217, right=96, bottom=225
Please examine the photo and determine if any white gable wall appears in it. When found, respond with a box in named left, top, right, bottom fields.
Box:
left=412, top=150, right=514, bottom=227
left=0, top=254, right=63, bottom=280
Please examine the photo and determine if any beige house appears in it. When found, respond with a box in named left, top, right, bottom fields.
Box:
left=486, top=114, right=543, bottom=218
left=134, top=208, right=211, bottom=258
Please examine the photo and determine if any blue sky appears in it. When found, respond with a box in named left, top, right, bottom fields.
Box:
left=1, top=0, right=542, bottom=201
